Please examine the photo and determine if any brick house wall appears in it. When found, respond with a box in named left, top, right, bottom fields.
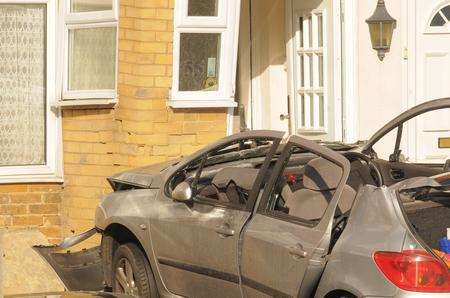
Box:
left=0, top=0, right=229, bottom=245
left=0, top=184, right=63, bottom=244
left=60, top=0, right=229, bottom=246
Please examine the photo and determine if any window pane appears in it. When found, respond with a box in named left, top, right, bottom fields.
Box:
left=71, top=0, right=112, bottom=12
left=298, top=16, right=303, bottom=48
left=309, top=94, right=314, bottom=127
left=319, top=94, right=324, bottom=127
left=308, top=54, right=313, bottom=87
left=299, top=54, right=304, bottom=87
left=69, top=27, right=116, bottom=91
left=188, top=0, right=218, bottom=16
left=300, top=95, right=305, bottom=127
left=0, top=4, right=46, bottom=166
left=318, top=54, right=324, bottom=87
left=442, top=6, right=450, bottom=21
left=317, top=14, right=323, bottom=47
left=179, top=33, right=220, bottom=92
left=431, top=13, right=446, bottom=27
left=308, top=15, right=313, bottom=47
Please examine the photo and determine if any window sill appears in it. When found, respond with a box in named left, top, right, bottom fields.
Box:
left=0, top=164, right=63, bottom=184
left=0, top=173, right=64, bottom=184
left=167, top=99, right=237, bottom=108
left=53, top=99, right=118, bottom=109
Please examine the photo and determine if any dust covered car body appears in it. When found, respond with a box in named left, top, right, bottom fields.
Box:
left=88, top=99, right=450, bottom=297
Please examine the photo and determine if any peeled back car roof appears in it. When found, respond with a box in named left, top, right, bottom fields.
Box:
left=363, top=97, right=450, bottom=153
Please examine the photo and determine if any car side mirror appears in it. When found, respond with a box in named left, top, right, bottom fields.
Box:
left=172, top=181, right=193, bottom=202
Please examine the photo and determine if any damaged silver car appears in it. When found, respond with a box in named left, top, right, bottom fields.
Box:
left=50, top=98, right=450, bottom=298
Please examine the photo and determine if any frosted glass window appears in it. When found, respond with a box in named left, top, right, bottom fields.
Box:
left=188, top=0, right=218, bottom=16
left=0, top=4, right=46, bottom=166
left=71, top=0, right=112, bottom=12
left=179, top=33, right=221, bottom=91
left=68, top=27, right=117, bottom=91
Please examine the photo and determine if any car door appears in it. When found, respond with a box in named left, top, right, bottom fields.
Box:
left=361, top=98, right=450, bottom=185
left=150, top=131, right=284, bottom=298
left=239, top=135, right=350, bottom=298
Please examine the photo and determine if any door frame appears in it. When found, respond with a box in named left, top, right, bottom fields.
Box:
left=404, top=0, right=450, bottom=162
left=285, top=0, right=358, bottom=142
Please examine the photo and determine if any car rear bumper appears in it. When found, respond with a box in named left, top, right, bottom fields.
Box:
left=365, top=292, right=450, bottom=297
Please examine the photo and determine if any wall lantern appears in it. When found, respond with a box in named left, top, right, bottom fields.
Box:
left=366, top=0, right=397, bottom=61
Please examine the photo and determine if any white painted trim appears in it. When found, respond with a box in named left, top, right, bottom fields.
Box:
left=406, top=0, right=418, bottom=161
left=332, top=4, right=342, bottom=140
left=342, top=0, right=359, bottom=143
left=54, top=98, right=118, bottom=108
left=170, top=0, right=240, bottom=109
left=63, top=90, right=117, bottom=100
left=226, top=107, right=234, bottom=136
left=177, top=0, right=228, bottom=28
left=401, top=0, right=411, bottom=159
left=0, top=0, right=63, bottom=183
left=230, top=0, right=241, bottom=101
left=167, top=100, right=237, bottom=108
left=423, top=0, right=450, bottom=34
left=286, top=0, right=296, bottom=134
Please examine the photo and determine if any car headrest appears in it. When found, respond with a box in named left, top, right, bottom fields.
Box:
left=212, top=167, right=260, bottom=190
left=303, top=157, right=343, bottom=191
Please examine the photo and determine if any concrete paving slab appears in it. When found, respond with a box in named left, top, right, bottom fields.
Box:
left=1, top=228, right=65, bottom=296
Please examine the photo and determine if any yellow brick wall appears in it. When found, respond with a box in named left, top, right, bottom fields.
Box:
left=0, top=184, right=63, bottom=244
left=61, top=0, right=229, bottom=246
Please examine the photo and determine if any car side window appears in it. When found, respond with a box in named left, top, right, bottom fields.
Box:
left=195, top=138, right=277, bottom=208
left=170, top=138, right=277, bottom=209
left=267, top=145, right=346, bottom=226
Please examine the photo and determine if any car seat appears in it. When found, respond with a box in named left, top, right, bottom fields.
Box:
left=282, top=157, right=356, bottom=221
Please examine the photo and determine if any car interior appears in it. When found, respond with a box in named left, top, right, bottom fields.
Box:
left=169, top=141, right=376, bottom=219
left=166, top=131, right=450, bottom=253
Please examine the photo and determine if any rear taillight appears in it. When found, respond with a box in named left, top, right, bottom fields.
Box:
left=374, top=250, right=450, bottom=293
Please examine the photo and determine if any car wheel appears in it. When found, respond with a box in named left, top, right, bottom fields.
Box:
left=112, top=243, right=158, bottom=298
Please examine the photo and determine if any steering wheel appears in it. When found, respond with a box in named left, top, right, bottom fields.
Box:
left=342, top=151, right=384, bottom=187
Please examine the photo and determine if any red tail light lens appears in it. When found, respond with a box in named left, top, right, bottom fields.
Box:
left=374, top=250, right=450, bottom=293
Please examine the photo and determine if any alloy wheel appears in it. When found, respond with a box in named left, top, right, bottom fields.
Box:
left=115, top=257, right=139, bottom=297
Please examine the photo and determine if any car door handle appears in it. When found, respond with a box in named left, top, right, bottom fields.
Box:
left=215, top=224, right=235, bottom=238
left=288, top=244, right=308, bottom=259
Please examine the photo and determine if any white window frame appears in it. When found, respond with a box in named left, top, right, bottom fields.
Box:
left=294, top=9, right=328, bottom=134
left=61, top=0, right=119, bottom=101
left=425, top=2, right=450, bottom=34
left=169, top=0, right=240, bottom=108
left=0, top=0, right=62, bottom=183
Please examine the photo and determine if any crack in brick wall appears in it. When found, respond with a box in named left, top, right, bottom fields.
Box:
left=60, top=0, right=229, bottom=247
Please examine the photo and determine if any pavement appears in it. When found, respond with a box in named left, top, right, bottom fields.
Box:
left=0, top=228, right=65, bottom=296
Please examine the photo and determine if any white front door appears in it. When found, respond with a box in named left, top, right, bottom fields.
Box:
left=414, top=1, right=450, bottom=163
left=249, top=0, right=290, bottom=132
left=288, top=0, right=342, bottom=141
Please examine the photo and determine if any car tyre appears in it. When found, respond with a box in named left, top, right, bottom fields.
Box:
left=112, top=243, right=158, bottom=298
